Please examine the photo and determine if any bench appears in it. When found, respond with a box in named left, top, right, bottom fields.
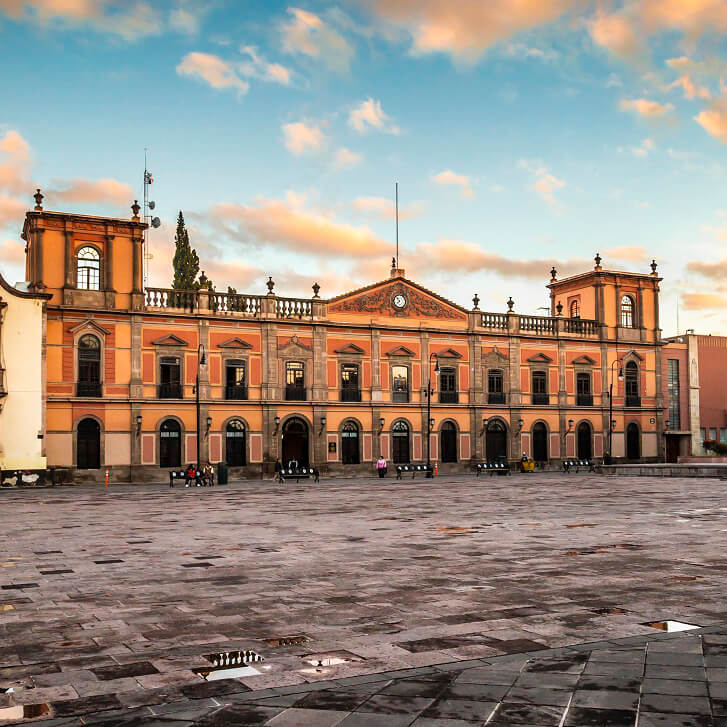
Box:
left=562, top=459, right=595, bottom=473
left=169, top=470, right=186, bottom=487
left=475, top=462, right=511, bottom=476
left=395, top=464, right=433, bottom=479
left=281, top=467, right=320, bottom=483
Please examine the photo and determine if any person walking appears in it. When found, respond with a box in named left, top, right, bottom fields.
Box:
left=274, top=459, right=285, bottom=484
left=376, top=455, right=387, bottom=479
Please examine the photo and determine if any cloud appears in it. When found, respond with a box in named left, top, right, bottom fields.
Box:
left=239, top=46, right=292, bottom=85
left=431, top=169, right=473, bottom=199
left=667, top=73, right=711, bottom=100
left=366, top=0, right=576, bottom=64
left=682, top=292, right=727, bottom=310
left=695, top=98, right=727, bottom=142
left=631, top=137, right=654, bottom=157
left=603, top=245, right=650, bottom=262
left=518, top=160, right=565, bottom=207
left=333, top=147, right=362, bottom=169
left=348, top=98, right=400, bottom=135
left=210, top=192, right=393, bottom=259
left=0, top=195, right=26, bottom=228
left=413, top=239, right=588, bottom=278
left=169, top=2, right=204, bottom=35
left=0, top=129, right=32, bottom=196
left=351, top=196, right=425, bottom=220
left=176, top=52, right=249, bottom=94
left=282, top=121, right=326, bottom=155
left=640, top=0, right=727, bottom=40
left=686, top=259, right=727, bottom=278
left=589, top=11, right=642, bottom=59
left=0, top=238, right=26, bottom=281
left=280, top=7, right=354, bottom=73
left=619, top=98, right=674, bottom=117
left=46, top=178, right=133, bottom=206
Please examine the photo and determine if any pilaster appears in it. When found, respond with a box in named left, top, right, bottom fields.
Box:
left=312, top=325, right=327, bottom=401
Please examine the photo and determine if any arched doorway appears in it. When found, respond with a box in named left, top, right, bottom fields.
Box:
left=532, top=422, right=548, bottom=463
left=77, top=418, right=100, bottom=470
left=226, top=420, right=246, bottom=466
left=486, top=420, right=507, bottom=463
left=282, top=417, right=309, bottom=467
left=440, top=421, right=457, bottom=463
left=392, top=421, right=410, bottom=463
left=341, top=421, right=360, bottom=465
left=626, top=423, right=641, bottom=460
left=159, top=419, right=181, bottom=468
left=577, top=421, right=592, bottom=460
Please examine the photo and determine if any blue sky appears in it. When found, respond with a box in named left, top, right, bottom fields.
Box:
left=1, top=0, right=727, bottom=334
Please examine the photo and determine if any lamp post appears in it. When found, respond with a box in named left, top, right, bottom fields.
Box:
left=607, top=358, right=623, bottom=462
left=195, top=343, right=206, bottom=468
left=425, top=353, right=440, bottom=477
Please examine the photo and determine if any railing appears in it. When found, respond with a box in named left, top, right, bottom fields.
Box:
left=225, top=385, right=248, bottom=400
left=285, top=386, right=306, bottom=401
left=211, top=292, right=261, bottom=316
left=341, top=388, right=361, bottom=402
left=276, top=297, right=313, bottom=319
left=625, top=395, right=641, bottom=407
left=439, top=391, right=459, bottom=404
left=145, top=288, right=198, bottom=312
left=159, top=382, right=183, bottom=399
left=520, top=315, right=555, bottom=334
left=487, top=391, right=506, bottom=405
left=532, top=393, right=549, bottom=405
left=392, top=391, right=409, bottom=403
left=577, top=394, right=593, bottom=406
left=563, top=318, right=598, bottom=336
left=76, top=381, right=102, bottom=397
left=481, top=312, right=508, bottom=330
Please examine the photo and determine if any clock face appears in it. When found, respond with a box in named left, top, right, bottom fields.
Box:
left=392, top=294, right=407, bottom=310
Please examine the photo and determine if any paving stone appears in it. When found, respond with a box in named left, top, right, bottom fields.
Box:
left=564, top=706, right=636, bottom=726
left=420, top=697, right=497, bottom=721
left=571, top=689, right=640, bottom=710
left=642, top=678, right=710, bottom=696
left=638, top=713, right=713, bottom=726
left=639, top=693, right=712, bottom=715
left=265, top=707, right=351, bottom=726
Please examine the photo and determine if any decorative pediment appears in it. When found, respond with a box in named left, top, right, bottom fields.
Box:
left=622, top=349, right=644, bottom=361
left=386, top=346, right=416, bottom=357
left=334, top=343, right=365, bottom=355
left=278, top=334, right=313, bottom=357
left=327, top=278, right=468, bottom=322
left=435, top=348, right=462, bottom=359
left=572, top=355, right=596, bottom=365
left=69, top=319, right=111, bottom=336
left=482, top=349, right=508, bottom=365
left=527, top=352, right=553, bottom=363
left=219, top=337, right=253, bottom=350
left=152, top=334, right=188, bottom=347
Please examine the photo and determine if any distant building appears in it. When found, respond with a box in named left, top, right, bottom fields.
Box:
left=8, top=192, right=666, bottom=482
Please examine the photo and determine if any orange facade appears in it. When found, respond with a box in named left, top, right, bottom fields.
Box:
left=21, top=201, right=665, bottom=482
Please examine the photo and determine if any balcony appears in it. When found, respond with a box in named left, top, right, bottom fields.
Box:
left=392, top=391, right=409, bottom=403
left=487, top=392, right=506, bottom=405
left=439, top=391, right=459, bottom=404
left=285, top=386, right=306, bottom=401
left=159, top=382, right=183, bottom=399
left=341, top=388, right=361, bottom=402
left=577, top=394, right=593, bottom=406
left=625, top=395, right=641, bottom=407
left=532, top=393, right=549, bottom=405
left=76, top=381, right=102, bottom=397
left=225, top=385, right=248, bottom=400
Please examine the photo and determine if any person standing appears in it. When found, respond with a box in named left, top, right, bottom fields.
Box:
left=376, top=455, right=387, bottom=478
left=274, top=459, right=285, bottom=484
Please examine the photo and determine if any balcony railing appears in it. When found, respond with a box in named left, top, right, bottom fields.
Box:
left=392, top=391, right=409, bottom=403
left=563, top=318, right=598, bottom=336
left=225, top=385, right=248, bottom=400
left=481, top=312, right=508, bottom=330
left=577, top=393, right=593, bottom=406
left=146, top=288, right=198, bottom=312
left=276, top=297, right=313, bottom=319
left=487, top=391, right=506, bottom=405
left=439, top=391, right=459, bottom=404
left=341, top=388, right=361, bottom=402
left=520, top=315, right=556, bottom=335
left=212, top=292, right=261, bottom=316
left=76, top=381, right=102, bottom=397
left=285, top=386, right=306, bottom=401
left=625, top=395, right=641, bottom=407
left=532, top=393, right=549, bottom=405
left=159, top=382, right=183, bottom=399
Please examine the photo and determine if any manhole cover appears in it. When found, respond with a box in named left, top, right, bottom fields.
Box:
left=643, top=620, right=701, bottom=632
left=265, top=635, right=311, bottom=647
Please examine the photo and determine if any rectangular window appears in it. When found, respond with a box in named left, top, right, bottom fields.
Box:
left=159, top=357, right=182, bottom=399
left=709, top=427, right=718, bottom=441
left=341, top=364, right=361, bottom=402
left=225, top=361, right=247, bottom=400
left=667, top=359, right=680, bottom=430
left=488, top=369, right=505, bottom=404
left=576, top=372, right=592, bottom=406
left=392, top=365, right=409, bottom=403
left=439, top=367, right=458, bottom=403
left=721, top=430, right=727, bottom=444
left=285, top=361, right=306, bottom=401
left=532, top=371, right=548, bottom=405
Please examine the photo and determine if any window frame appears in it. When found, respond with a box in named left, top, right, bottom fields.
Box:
left=76, top=245, right=101, bottom=291
left=487, top=368, right=505, bottom=404
left=391, top=364, right=410, bottom=403
left=285, top=360, right=306, bottom=401
left=620, top=294, right=636, bottom=328
left=76, top=333, right=102, bottom=397
left=340, top=363, right=361, bottom=402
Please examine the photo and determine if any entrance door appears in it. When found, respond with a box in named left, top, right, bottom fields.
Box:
left=666, top=435, right=679, bottom=463
left=282, top=417, right=309, bottom=467
left=392, top=421, right=410, bottom=463
left=77, top=418, right=100, bottom=469
left=532, top=422, right=548, bottom=463
left=341, top=421, right=360, bottom=464
left=160, top=419, right=181, bottom=468
left=577, top=422, right=592, bottom=459
left=226, top=420, right=246, bottom=466
left=626, top=423, right=640, bottom=460
left=440, top=422, right=457, bottom=462
left=486, top=420, right=507, bottom=462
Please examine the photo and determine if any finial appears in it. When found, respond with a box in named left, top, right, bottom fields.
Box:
left=594, top=252, right=602, bottom=269
left=199, top=270, right=208, bottom=286
left=556, top=300, right=563, bottom=316
left=33, top=188, right=43, bottom=211
left=472, top=293, right=480, bottom=310
left=550, top=266, right=557, bottom=281
left=650, top=259, right=657, bottom=274
left=266, top=276, right=275, bottom=294
left=131, top=199, right=141, bottom=220
left=391, top=256, right=396, bottom=269
left=312, top=282, right=320, bottom=298
left=507, top=296, right=514, bottom=312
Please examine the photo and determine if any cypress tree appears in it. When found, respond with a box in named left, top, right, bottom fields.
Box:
left=171, top=211, right=200, bottom=290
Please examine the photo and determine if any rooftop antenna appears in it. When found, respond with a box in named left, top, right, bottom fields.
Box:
left=395, top=181, right=399, bottom=269
left=142, top=148, right=161, bottom=290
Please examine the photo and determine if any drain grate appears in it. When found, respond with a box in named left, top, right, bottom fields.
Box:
left=265, top=635, right=311, bottom=647
left=643, top=620, right=701, bottom=632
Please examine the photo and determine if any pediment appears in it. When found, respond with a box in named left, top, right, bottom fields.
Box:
left=527, top=352, right=553, bottom=363
left=278, top=335, right=313, bottom=357
left=482, top=349, right=508, bottom=364
left=622, top=349, right=645, bottom=361
left=334, top=343, right=365, bottom=355
left=386, top=346, right=416, bottom=357
left=69, top=319, right=111, bottom=336
left=152, top=334, right=189, bottom=347
left=435, top=348, right=462, bottom=359
left=572, top=354, right=596, bottom=365
left=327, top=277, right=468, bottom=322
left=219, top=337, right=253, bottom=350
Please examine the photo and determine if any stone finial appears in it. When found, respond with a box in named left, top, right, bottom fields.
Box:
left=266, top=276, right=275, bottom=294
left=556, top=300, right=563, bottom=316
left=391, top=257, right=396, bottom=269
left=312, top=282, right=320, bottom=298
left=507, top=296, right=514, bottom=312
left=33, top=188, right=44, bottom=211
left=550, top=266, right=557, bottom=282
left=594, top=252, right=602, bottom=269
left=131, top=199, right=141, bottom=220
left=199, top=270, right=208, bottom=287
left=472, top=293, right=480, bottom=310
left=650, top=259, right=658, bottom=275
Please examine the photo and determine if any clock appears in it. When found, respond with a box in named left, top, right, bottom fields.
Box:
left=392, top=294, right=407, bottom=310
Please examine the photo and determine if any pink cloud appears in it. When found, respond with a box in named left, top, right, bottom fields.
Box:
left=589, top=11, right=642, bottom=59
left=695, top=98, right=727, bottom=142
left=282, top=121, right=326, bottom=155
left=682, top=292, right=727, bottom=310
left=280, top=7, right=353, bottom=73
left=432, top=169, right=473, bottom=199
left=176, top=52, right=249, bottom=94
left=348, top=98, right=400, bottom=134
left=603, top=246, right=650, bottom=263
left=619, top=98, right=674, bottom=117
left=46, top=178, right=133, bottom=206
left=351, top=196, right=425, bottom=220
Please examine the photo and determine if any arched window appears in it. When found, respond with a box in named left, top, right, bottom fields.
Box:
left=569, top=299, right=580, bottom=318
left=77, top=418, right=100, bottom=469
left=77, top=246, right=100, bottom=290
left=440, top=421, right=457, bottom=463
left=392, top=420, right=410, bottom=463
left=285, top=361, right=305, bottom=401
left=488, top=369, right=505, bottom=404
left=226, top=420, right=246, bottom=466
left=341, top=421, right=360, bottom=464
left=159, top=419, right=181, bottom=468
left=620, top=295, right=635, bottom=328
left=77, top=334, right=101, bottom=397
left=625, top=361, right=640, bottom=406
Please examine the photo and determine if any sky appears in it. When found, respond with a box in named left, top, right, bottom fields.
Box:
left=1, top=0, right=727, bottom=335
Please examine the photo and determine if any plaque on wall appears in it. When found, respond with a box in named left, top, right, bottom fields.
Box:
left=328, top=441, right=336, bottom=453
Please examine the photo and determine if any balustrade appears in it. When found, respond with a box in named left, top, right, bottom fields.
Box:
left=519, top=315, right=556, bottom=334
left=211, top=292, right=261, bottom=316
left=276, top=297, right=313, bottom=319
left=145, top=288, right=198, bottom=313
left=480, top=312, right=508, bottom=330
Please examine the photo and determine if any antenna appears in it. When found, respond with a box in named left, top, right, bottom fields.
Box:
left=395, top=181, right=399, bottom=268
left=142, top=148, right=158, bottom=290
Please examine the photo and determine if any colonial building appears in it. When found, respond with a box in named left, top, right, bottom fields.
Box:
left=17, top=194, right=665, bottom=482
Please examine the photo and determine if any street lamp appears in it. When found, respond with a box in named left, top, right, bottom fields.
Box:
left=425, top=352, right=440, bottom=477
left=607, top=359, right=623, bottom=462
left=195, top=343, right=206, bottom=468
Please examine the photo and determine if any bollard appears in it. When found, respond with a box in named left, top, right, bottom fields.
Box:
left=434, top=461, right=438, bottom=477
left=104, top=467, right=109, bottom=489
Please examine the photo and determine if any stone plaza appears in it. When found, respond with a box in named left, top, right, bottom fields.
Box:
left=2, top=472, right=727, bottom=725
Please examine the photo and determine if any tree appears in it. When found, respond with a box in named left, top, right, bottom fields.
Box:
left=171, top=211, right=200, bottom=290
